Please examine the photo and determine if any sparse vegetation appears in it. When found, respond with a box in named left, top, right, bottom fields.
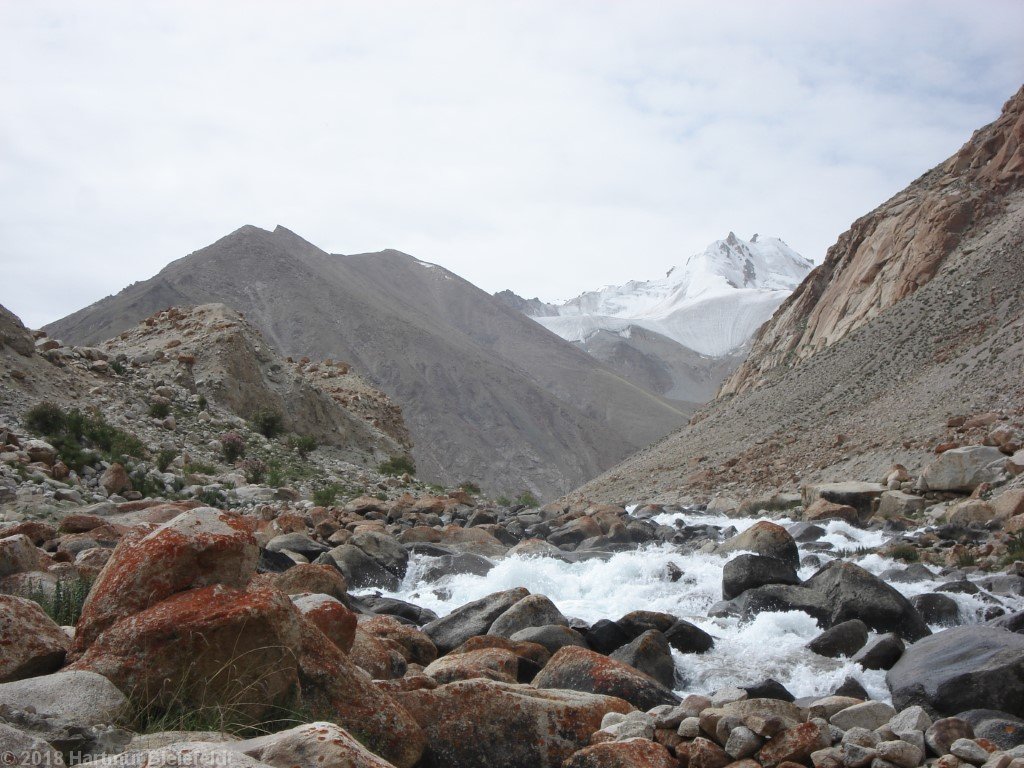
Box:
left=459, top=480, right=481, bottom=494
left=288, top=434, right=317, bottom=459
left=28, top=576, right=93, bottom=626
left=888, top=543, right=920, bottom=563
left=241, top=457, right=268, bottom=484
left=251, top=408, right=285, bottom=439
left=515, top=490, right=539, bottom=508
left=220, top=431, right=246, bottom=462
left=312, top=483, right=342, bottom=507
left=184, top=460, right=219, bottom=476
left=378, top=455, right=415, bottom=477
left=148, top=401, right=171, bottom=419
left=156, top=448, right=177, bottom=472
left=23, top=402, right=146, bottom=469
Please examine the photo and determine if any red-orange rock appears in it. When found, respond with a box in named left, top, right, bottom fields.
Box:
left=395, top=678, right=631, bottom=767
left=358, top=614, right=437, bottom=665
left=533, top=645, right=680, bottom=710
left=688, top=737, right=731, bottom=768
left=296, top=617, right=425, bottom=768
left=348, top=628, right=408, bottom=680
left=69, top=580, right=300, bottom=719
left=72, top=507, right=258, bottom=653
left=291, top=593, right=357, bottom=653
left=272, top=562, right=349, bottom=601
left=0, top=595, right=70, bottom=681
left=756, top=722, right=831, bottom=768
left=564, top=738, right=681, bottom=767
left=423, top=647, right=519, bottom=684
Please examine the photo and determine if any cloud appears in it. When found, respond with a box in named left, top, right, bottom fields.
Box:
left=1, top=0, right=1022, bottom=328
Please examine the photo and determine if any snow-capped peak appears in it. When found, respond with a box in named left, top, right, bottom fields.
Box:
left=532, top=234, right=813, bottom=357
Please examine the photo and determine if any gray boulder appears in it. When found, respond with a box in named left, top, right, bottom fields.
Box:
left=887, top=626, right=1024, bottom=717
left=722, top=554, right=800, bottom=600
left=488, top=594, right=568, bottom=638
left=609, top=630, right=677, bottom=689
left=422, top=588, right=529, bottom=654
left=919, top=446, right=1008, bottom=492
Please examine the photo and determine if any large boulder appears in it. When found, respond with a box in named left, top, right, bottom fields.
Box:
left=422, top=647, right=520, bottom=684
left=323, top=545, right=399, bottom=591
left=291, top=593, right=357, bottom=653
left=887, top=626, right=1024, bottom=717
left=233, top=721, right=396, bottom=768
left=422, top=588, right=529, bottom=654
left=295, top=617, right=424, bottom=768
left=0, top=595, right=69, bottom=682
left=803, top=561, right=931, bottom=640
left=70, top=581, right=301, bottom=721
left=802, top=482, right=886, bottom=522
left=395, top=678, right=631, bottom=768
left=272, top=563, right=349, bottom=602
left=72, top=507, right=258, bottom=653
left=488, top=594, right=569, bottom=638
left=359, top=615, right=438, bottom=666
left=609, top=630, right=676, bottom=689
left=533, top=646, right=680, bottom=710
left=919, top=446, right=1008, bottom=492
left=717, top=522, right=799, bottom=568
left=0, top=535, right=40, bottom=577
left=0, top=722, right=66, bottom=768
left=349, top=530, right=409, bottom=580
left=0, top=670, right=126, bottom=725
left=722, top=554, right=800, bottom=600
left=563, top=738, right=679, bottom=767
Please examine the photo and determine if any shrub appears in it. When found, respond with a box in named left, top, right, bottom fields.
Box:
left=378, top=455, right=415, bottom=477
left=888, top=543, right=920, bottom=563
left=184, top=460, right=219, bottom=476
left=28, top=576, right=92, bottom=626
left=109, top=359, right=126, bottom=375
left=288, top=434, right=317, bottom=459
left=495, top=495, right=511, bottom=507
left=221, top=431, right=246, bottom=463
left=458, top=480, right=481, bottom=495
left=240, top=457, right=268, bottom=485
left=24, top=402, right=67, bottom=435
left=312, top=484, right=341, bottom=507
left=515, top=491, right=539, bottom=508
left=197, top=394, right=208, bottom=411
left=148, top=402, right=171, bottom=419
left=196, top=488, right=225, bottom=508
left=251, top=409, right=284, bottom=439
left=156, top=449, right=177, bottom=473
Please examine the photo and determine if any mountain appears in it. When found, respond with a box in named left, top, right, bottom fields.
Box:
left=572, top=85, right=1024, bottom=504
left=497, top=234, right=812, bottom=405
left=45, top=228, right=690, bottom=497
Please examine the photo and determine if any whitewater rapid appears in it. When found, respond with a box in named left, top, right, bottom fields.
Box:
left=360, top=511, right=1024, bottom=702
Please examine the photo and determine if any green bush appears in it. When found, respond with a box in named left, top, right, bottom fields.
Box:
left=28, top=577, right=92, bottom=626
left=251, top=409, right=285, bottom=439
left=156, top=448, right=177, bottom=473
left=312, top=484, right=341, bottom=507
left=23, top=402, right=146, bottom=469
left=197, top=394, right=208, bottom=411
left=515, top=491, right=539, bottom=508
left=378, top=455, right=416, bottom=477
left=24, top=402, right=67, bottom=435
left=459, top=480, right=481, bottom=494
left=148, top=402, right=171, bottom=419
left=495, top=495, right=511, bottom=507
left=184, top=460, right=219, bottom=476
left=241, top=458, right=268, bottom=484
left=288, top=434, right=318, bottom=459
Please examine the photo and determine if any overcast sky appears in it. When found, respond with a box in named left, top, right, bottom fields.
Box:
left=2, top=1, right=1022, bottom=328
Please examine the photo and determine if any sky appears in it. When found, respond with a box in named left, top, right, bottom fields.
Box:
left=1, top=1, right=1022, bottom=329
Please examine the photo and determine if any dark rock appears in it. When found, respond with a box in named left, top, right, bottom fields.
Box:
left=911, top=593, right=962, bottom=626
left=585, top=619, right=631, bottom=655
left=533, top=645, right=680, bottom=710
left=787, top=522, right=826, bottom=543
left=664, top=619, right=715, bottom=654
left=803, top=561, right=931, bottom=640
left=510, top=624, right=588, bottom=656
left=925, top=717, right=974, bottom=756
left=718, top=521, right=800, bottom=568
left=887, top=626, right=1024, bottom=717
left=349, top=531, right=409, bottom=579
left=488, top=594, right=568, bottom=638
left=745, top=678, right=795, bottom=702
left=988, top=610, right=1024, bottom=633
left=356, top=595, right=439, bottom=626
left=325, top=544, right=400, bottom=591
left=807, top=619, right=869, bottom=658
left=257, top=547, right=295, bottom=574
left=852, top=633, right=905, bottom=670
left=735, top=584, right=832, bottom=624
left=421, top=588, right=529, bottom=654
left=722, top=554, right=801, bottom=600
left=617, top=610, right=677, bottom=639
left=419, top=552, right=495, bottom=581
left=834, top=676, right=869, bottom=699
left=609, top=629, right=677, bottom=689
left=266, top=533, right=329, bottom=560
left=956, top=709, right=1024, bottom=749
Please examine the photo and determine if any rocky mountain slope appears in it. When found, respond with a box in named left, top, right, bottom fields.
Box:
left=499, top=234, right=811, bottom=405
left=573, top=85, right=1024, bottom=504
left=46, top=228, right=689, bottom=497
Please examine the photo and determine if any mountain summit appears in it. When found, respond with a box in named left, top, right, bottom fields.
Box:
left=529, top=233, right=812, bottom=357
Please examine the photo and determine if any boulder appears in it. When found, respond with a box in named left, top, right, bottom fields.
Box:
left=735, top=584, right=832, bottom=625
left=70, top=581, right=300, bottom=720
left=877, top=491, right=928, bottom=520
left=802, top=482, right=886, bottom=522
left=0, top=670, right=126, bottom=725
left=510, top=624, right=589, bottom=655
left=756, top=722, right=831, bottom=768
left=919, top=447, right=1008, bottom=492
left=610, top=630, right=677, bottom=689
left=488, top=594, right=569, bottom=638
left=0, top=535, right=40, bottom=577
left=830, top=701, right=897, bottom=730
left=272, top=563, right=348, bottom=601
left=422, top=588, right=529, bottom=654
left=664, top=619, right=715, bottom=654
left=0, top=595, right=70, bottom=681
left=722, top=554, right=800, bottom=600
left=72, top=507, right=258, bottom=653
left=324, top=545, right=399, bottom=591
left=423, top=647, right=520, bottom=684
left=807, top=619, right=869, bottom=658
left=295, top=617, right=424, bottom=768
left=852, top=633, right=905, bottom=670
left=911, top=593, right=962, bottom=626
left=291, top=593, right=357, bottom=653
left=925, top=718, right=975, bottom=756
left=533, top=646, right=680, bottom=710
left=586, top=619, right=633, bottom=655
left=717, top=522, right=799, bottom=568
left=887, top=626, right=1024, bottom=717
left=395, top=679, right=631, bottom=768
left=563, top=738, right=680, bottom=767
left=348, top=628, right=407, bottom=680
left=947, top=500, right=996, bottom=527
left=957, top=710, right=1024, bottom=750
left=349, top=530, right=409, bottom=579
left=99, top=462, right=131, bottom=496
left=804, top=499, right=861, bottom=526
left=0, top=722, right=66, bottom=768
left=233, top=721, right=395, bottom=768
left=359, top=615, right=437, bottom=666
left=803, top=561, right=931, bottom=640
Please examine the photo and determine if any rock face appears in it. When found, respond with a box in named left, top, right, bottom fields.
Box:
left=72, top=507, right=259, bottom=653
left=395, top=678, right=632, bottom=768
left=45, top=226, right=690, bottom=497
left=887, top=626, right=1024, bottom=717
left=571, top=86, right=1024, bottom=503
